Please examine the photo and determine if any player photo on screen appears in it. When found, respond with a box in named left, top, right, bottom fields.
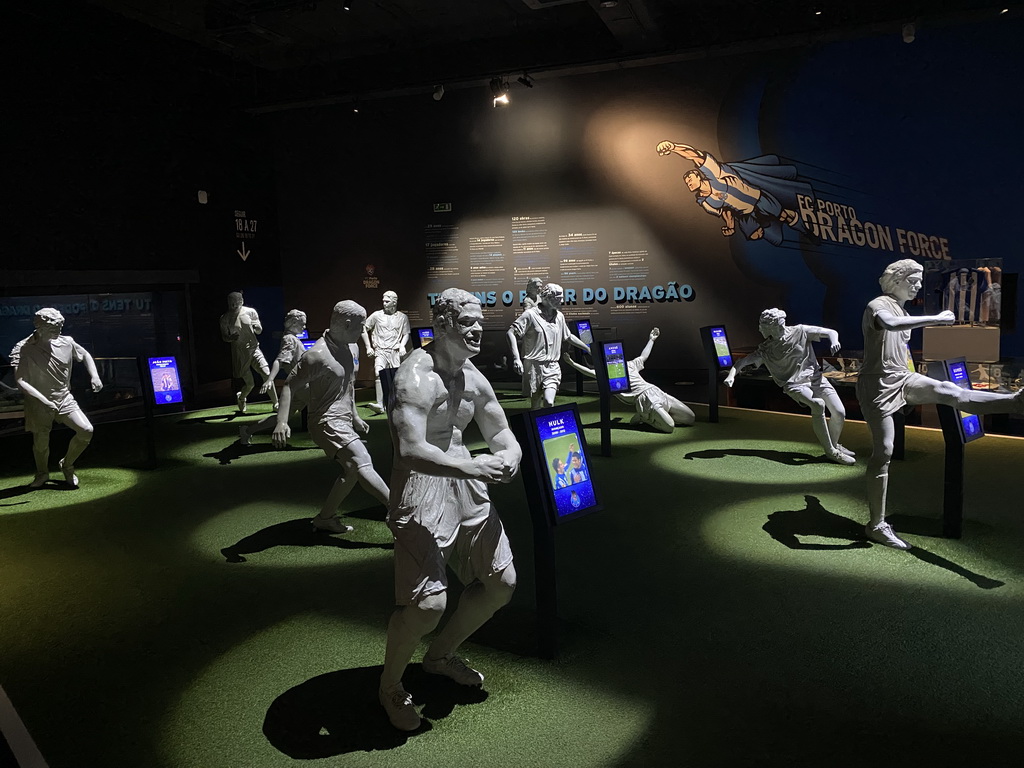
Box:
left=602, top=341, right=629, bottom=392
left=148, top=357, right=183, bottom=404
left=575, top=320, right=594, bottom=346
left=535, top=408, right=597, bottom=518
left=711, top=327, right=732, bottom=368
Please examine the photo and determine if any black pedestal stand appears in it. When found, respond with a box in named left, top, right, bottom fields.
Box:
left=935, top=404, right=965, bottom=539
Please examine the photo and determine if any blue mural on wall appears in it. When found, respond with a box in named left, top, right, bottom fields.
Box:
left=702, top=16, right=1024, bottom=356
left=270, top=13, right=1024, bottom=367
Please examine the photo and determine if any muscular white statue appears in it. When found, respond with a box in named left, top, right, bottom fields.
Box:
left=239, top=309, right=308, bottom=445
left=858, top=259, right=1024, bottom=550
left=219, top=291, right=278, bottom=413
left=379, top=288, right=521, bottom=732
left=10, top=308, right=103, bottom=488
left=562, top=328, right=695, bottom=433
left=506, top=282, right=590, bottom=409
left=272, top=301, right=389, bottom=534
left=361, top=290, right=410, bottom=414
left=725, top=308, right=855, bottom=466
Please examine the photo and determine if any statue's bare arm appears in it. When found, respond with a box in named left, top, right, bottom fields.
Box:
left=875, top=308, right=954, bottom=331
left=81, top=349, right=103, bottom=392
left=506, top=326, right=524, bottom=374
left=724, top=351, right=763, bottom=387
left=562, top=352, right=595, bottom=379
left=800, top=324, right=841, bottom=355
left=361, top=327, right=374, bottom=357
left=14, top=374, right=57, bottom=410
left=566, top=333, right=590, bottom=353
left=470, top=368, right=521, bottom=482
left=219, top=315, right=236, bottom=343
left=636, top=327, right=659, bottom=364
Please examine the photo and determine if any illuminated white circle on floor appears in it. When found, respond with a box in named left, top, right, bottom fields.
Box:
left=699, top=492, right=1014, bottom=594
left=190, top=503, right=395, bottom=568
left=0, top=467, right=141, bottom=517
left=162, top=614, right=654, bottom=767
left=648, top=438, right=861, bottom=486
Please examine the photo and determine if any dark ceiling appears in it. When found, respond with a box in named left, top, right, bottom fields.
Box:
left=13, top=1, right=1015, bottom=113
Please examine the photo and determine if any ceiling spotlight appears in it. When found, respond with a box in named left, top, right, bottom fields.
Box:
left=517, top=73, right=534, bottom=88
left=490, top=77, right=510, bottom=107
left=812, top=3, right=823, bottom=15
left=433, top=84, right=445, bottom=101
left=342, top=0, right=352, bottom=10
left=902, top=22, right=915, bottom=43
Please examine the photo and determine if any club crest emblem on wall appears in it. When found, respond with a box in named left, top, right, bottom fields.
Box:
left=363, top=263, right=380, bottom=289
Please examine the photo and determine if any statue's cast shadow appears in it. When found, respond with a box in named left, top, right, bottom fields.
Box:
left=685, top=448, right=831, bottom=466
left=765, top=495, right=1004, bottom=590
left=0, top=480, right=78, bottom=505
left=221, top=517, right=393, bottom=563
left=204, top=441, right=313, bottom=465
left=176, top=412, right=248, bottom=425
left=263, top=665, right=487, bottom=758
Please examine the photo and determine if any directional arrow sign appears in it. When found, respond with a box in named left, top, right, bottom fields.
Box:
left=237, top=242, right=250, bottom=261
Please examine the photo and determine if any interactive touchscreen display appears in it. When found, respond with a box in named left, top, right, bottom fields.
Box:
left=416, top=327, right=434, bottom=347
left=601, top=341, right=630, bottom=393
left=148, top=357, right=183, bottom=404
left=946, top=359, right=983, bottom=441
left=574, top=320, right=593, bottom=346
left=709, top=326, right=732, bottom=368
left=534, top=406, right=599, bottom=521
left=302, top=339, right=317, bottom=350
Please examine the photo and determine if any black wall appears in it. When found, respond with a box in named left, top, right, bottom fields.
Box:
left=5, top=1, right=282, bottom=388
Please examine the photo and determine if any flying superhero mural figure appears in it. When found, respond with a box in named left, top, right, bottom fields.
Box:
left=656, top=140, right=813, bottom=246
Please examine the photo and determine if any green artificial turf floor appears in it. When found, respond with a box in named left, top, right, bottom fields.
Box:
left=1, top=393, right=1023, bottom=767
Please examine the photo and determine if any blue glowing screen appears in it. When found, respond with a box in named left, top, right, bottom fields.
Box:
left=710, top=326, right=732, bottom=368
left=535, top=408, right=598, bottom=518
left=602, top=341, right=629, bottom=392
left=148, top=357, right=183, bottom=404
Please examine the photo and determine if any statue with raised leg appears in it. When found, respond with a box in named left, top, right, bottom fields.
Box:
left=272, top=301, right=390, bottom=535
left=379, top=288, right=521, bottom=732
left=725, top=308, right=854, bottom=466
left=562, top=328, right=695, bottom=433
left=506, top=282, right=590, bottom=409
left=858, top=259, right=1024, bottom=550
left=361, top=290, right=410, bottom=414
left=240, top=309, right=308, bottom=446
left=219, top=291, right=278, bottom=414
left=10, top=308, right=103, bottom=488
